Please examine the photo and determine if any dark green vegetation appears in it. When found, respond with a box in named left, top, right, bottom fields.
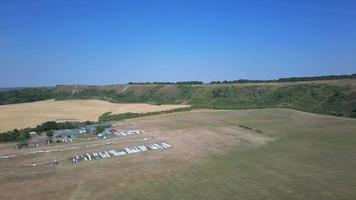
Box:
left=98, top=107, right=192, bottom=122
left=1, top=77, right=356, bottom=118
left=0, top=128, right=30, bottom=143
left=0, top=87, right=29, bottom=92
left=128, top=81, right=203, bottom=85
left=120, top=109, right=356, bottom=200
left=113, top=74, right=356, bottom=84
left=238, top=124, right=263, bottom=133
left=95, top=126, right=105, bottom=133
left=0, top=121, right=90, bottom=142
left=210, top=73, right=356, bottom=84
left=0, top=87, right=53, bottom=104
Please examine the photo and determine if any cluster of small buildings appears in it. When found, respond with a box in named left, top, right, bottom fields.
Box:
left=49, top=128, right=85, bottom=144
left=16, top=124, right=111, bottom=149
left=53, top=125, right=94, bottom=139
left=70, top=142, right=171, bottom=163
left=96, top=129, right=144, bottom=139
left=50, top=124, right=110, bottom=143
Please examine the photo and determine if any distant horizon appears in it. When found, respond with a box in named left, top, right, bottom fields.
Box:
left=1, top=1, right=356, bottom=87
left=0, top=73, right=355, bottom=88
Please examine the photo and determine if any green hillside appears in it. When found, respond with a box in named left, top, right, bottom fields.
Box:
left=1, top=79, right=356, bottom=118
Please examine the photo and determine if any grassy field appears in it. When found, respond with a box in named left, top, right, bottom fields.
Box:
left=0, top=109, right=355, bottom=200
left=0, top=99, right=189, bottom=132
left=123, top=110, right=356, bottom=200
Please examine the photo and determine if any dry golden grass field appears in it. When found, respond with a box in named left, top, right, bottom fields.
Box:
left=0, top=99, right=189, bottom=132
left=0, top=109, right=355, bottom=200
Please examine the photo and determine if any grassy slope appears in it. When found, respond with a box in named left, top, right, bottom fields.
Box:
left=1, top=79, right=355, bottom=118
left=0, top=109, right=355, bottom=200
left=120, top=109, right=356, bottom=200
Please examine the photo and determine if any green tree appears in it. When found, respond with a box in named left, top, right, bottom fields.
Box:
left=95, top=126, right=105, bottom=133
left=46, top=130, right=54, bottom=137
left=39, top=121, right=59, bottom=132
left=85, top=121, right=94, bottom=125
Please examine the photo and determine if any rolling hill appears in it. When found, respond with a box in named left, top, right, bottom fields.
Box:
left=1, top=78, right=355, bottom=118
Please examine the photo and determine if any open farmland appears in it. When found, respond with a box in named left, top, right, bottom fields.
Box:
left=0, top=99, right=189, bottom=132
left=0, top=109, right=355, bottom=200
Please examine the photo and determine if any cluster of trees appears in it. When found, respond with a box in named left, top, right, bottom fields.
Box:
left=0, top=88, right=54, bottom=105
left=176, top=81, right=203, bottom=85
left=128, top=81, right=203, bottom=85
left=0, top=129, right=31, bottom=142
left=0, top=120, right=95, bottom=142
left=277, top=74, right=356, bottom=82
left=34, top=121, right=92, bottom=132
left=209, top=74, right=356, bottom=84
left=98, top=107, right=192, bottom=122
left=210, top=79, right=271, bottom=84
left=0, top=87, right=28, bottom=92
left=127, top=74, right=356, bottom=85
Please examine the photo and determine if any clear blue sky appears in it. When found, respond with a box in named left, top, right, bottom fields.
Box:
left=1, top=0, right=356, bottom=87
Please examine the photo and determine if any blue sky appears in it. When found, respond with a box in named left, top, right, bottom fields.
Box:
left=1, top=0, right=356, bottom=87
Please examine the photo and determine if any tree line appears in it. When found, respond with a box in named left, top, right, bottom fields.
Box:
left=98, top=107, right=192, bottom=122
left=128, top=81, right=203, bottom=85
left=209, top=74, right=356, bottom=84
left=0, top=121, right=94, bottom=142
left=127, top=74, right=356, bottom=85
